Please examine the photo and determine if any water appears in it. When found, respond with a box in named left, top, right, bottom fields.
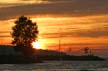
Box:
left=0, top=61, right=108, bottom=71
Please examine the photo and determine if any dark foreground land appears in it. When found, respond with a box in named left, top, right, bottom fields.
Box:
left=0, top=55, right=42, bottom=64
left=36, top=55, right=105, bottom=61
left=0, top=55, right=105, bottom=64
left=0, top=51, right=105, bottom=64
left=0, top=45, right=105, bottom=64
left=0, top=54, right=105, bottom=64
left=34, top=49, right=105, bottom=61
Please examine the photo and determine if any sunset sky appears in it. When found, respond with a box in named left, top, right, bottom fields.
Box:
left=0, top=0, right=108, bottom=57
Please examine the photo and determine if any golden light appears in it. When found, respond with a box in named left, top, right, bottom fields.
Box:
left=32, top=41, right=45, bottom=49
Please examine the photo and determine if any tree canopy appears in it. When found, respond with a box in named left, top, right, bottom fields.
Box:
left=12, top=16, right=38, bottom=55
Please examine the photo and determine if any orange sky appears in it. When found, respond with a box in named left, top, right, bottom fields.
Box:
left=0, top=0, right=108, bottom=57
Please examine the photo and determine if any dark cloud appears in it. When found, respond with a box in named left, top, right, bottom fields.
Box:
left=76, top=29, right=108, bottom=37
left=71, top=25, right=108, bottom=38
left=0, top=0, right=108, bottom=20
left=41, top=27, right=108, bottom=38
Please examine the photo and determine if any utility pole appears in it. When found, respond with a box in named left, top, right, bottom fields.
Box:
left=59, top=36, right=61, bottom=52
left=58, top=27, right=62, bottom=60
left=58, top=27, right=61, bottom=52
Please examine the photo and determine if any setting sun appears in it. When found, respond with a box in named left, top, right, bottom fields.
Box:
left=32, top=41, right=45, bottom=49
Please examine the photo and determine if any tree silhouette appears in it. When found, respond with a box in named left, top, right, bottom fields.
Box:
left=12, top=16, right=38, bottom=56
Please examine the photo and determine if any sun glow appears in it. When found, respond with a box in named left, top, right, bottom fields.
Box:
left=32, top=41, right=45, bottom=49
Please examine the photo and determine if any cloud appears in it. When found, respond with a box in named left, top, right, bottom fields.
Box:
left=0, top=0, right=108, bottom=20
left=73, top=26, right=108, bottom=37
left=76, top=29, right=108, bottom=38
left=40, top=26, right=108, bottom=38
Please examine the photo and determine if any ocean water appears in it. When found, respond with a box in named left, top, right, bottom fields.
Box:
left=0, top=61, right=108, bottom=71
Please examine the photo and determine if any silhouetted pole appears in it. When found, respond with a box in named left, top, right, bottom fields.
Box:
left=59, top=37, right=61, bottom=52
left=58, top=27, right=61, bottom=52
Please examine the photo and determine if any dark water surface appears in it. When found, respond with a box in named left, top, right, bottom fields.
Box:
left=0, top=61, right=108, bottom=71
